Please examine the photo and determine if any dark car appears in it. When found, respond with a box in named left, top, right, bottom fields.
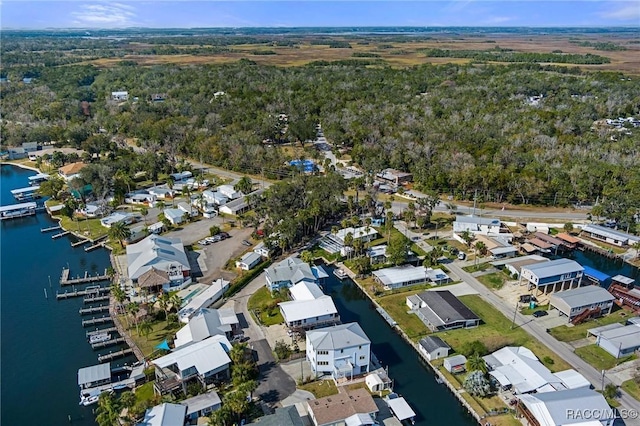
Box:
left=220, top=232, right=230, bottom=238
left=242, top=240, right=252, bottom=246
left=533, top=310, right=548, bottom=318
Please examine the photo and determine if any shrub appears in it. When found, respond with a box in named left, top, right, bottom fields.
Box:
left=464, top=371, right=491, bottom=397
left=461, top=340, right=488, bottom=357
left=543, top=356, right=554, bottom=365
left=274, top=340, right=292, bottom=361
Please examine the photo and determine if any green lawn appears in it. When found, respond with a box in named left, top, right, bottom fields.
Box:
left=410, top=243, right=427, bottom=256
left=520, top=303, right=549, bottom=316
left=548, top=310, right=631, bottom=342
left=247, top=286, right=285, bottom=326
left=622, top=378, right=640, bottom=402
left=126, top=317, right=183, bottom=358
left=58, top=215, right=109, bottom=241
left=377, top=292, right=430, bottom=341
left=436, top=295, right=570, bottom=371
left=476, top=272, right=507, bottom=290
left=309, top=245, right=340, bottom=262
left=463, top=262, right=492, bottom=273
left=574, top=344, right=637, bottom=371
left=298, top=380, right=338, bottom=398
left=134, top=382, right=155, bottom=405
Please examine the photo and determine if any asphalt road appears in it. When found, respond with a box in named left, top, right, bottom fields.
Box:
left=447, top=262, right=640, bottom=425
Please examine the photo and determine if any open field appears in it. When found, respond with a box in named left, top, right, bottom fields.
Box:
left=574, top=344, right=637, bottom=371
left=84, top=34, right=640, bottom=74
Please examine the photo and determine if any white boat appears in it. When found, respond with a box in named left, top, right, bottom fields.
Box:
left=80, top=394, right=100, bottom=406
left=333, top=268, right=348, bottom=280
left=88, top=332, right=111, bottom=344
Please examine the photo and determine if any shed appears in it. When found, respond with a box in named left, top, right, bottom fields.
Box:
left=581, top=265, right=611, bottom=285
left=443, top=355, right=467, bottom=373
left=418, top=336, right=450, bottom=361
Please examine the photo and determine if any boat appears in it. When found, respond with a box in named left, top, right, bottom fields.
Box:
left=333, top=268, right=348, bottom=280
left=435, top=376, right=443, bottom=384
left=88, top=332, right=111, bottom=344
left=79, top=388, right=105, bottom=406
left=384, top=393, right=416, bottom=425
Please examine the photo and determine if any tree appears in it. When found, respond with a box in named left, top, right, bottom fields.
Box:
left=138, top=320, right=153, bottom=338
left=223, top=386, right=252, bottom=424
left=127, top=302, right=140, bottom=335
left=461, top=340, right=488, bottom=357
left=209, top=406, right=233, bottom=426
left=108, top=221, right=131, bottom=248
left=352, top=256, right=371, bottom=276
left=209, top=225, right=221, bottom=236
left=563, top=222, right=574, bottom=234
left=274, top=340, right=292, bottom=360
left=460, top=230, right=475, bottom=248
left=169, top=293, right=182, bottom=312
left=463, top=370, right=491, bottom=397
left=300, top=250, right=314, bottom=264
left=234, top=176, right=253, bottom=195
left=158, top=292, right=171, bottom=323
left=604, top=383, right=619, bottom=400
left=387, top=234, right=410, bottom=266
left=140, top=207, right=149, bottom=225
left=475, top=241, right=488, bottom=256
left=466, top=354, right=488, bottom=374
left=37, top=177, right=64, bottom=200
left=95, top=392, right=120, bottom=426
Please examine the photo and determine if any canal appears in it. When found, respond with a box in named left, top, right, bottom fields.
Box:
left=321, top=263, right=477, bottom=426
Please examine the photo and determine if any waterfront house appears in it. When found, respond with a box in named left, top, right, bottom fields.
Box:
left=126, top=234, right=191, bottom=290
left=306, top=322, right=371, bottom=380
left=517, top=388, right=615, bottom=426
left=247, top=405, right=304, bottom=426
left=265, top=256, right=327, bottom=292
left=307, top=388, right=378, bottom=426
left=490, top=255, right=549, bottom=279
left=407, top=290, right=480, bottom=332
left=581, top=265, right=611, bottom=286
left=164, top=208, right=185, bottom=225
left=556, top=232, right=580, bottom=249
left=519, top=258, right=584, bottom=295
left=81, top=202, right=107, bottom=218
left=174, top=308, right=239, bottom=348
left=589, top=323, right=640, bottom=358
left=58, top=162, right=86, bottom=181
left=443, top=355, right=467, bottom=374
left=418, top=336, right=451, bottom=361
left=236, top=251, right=262, bottom=271
left=549, top=286, right=615, bottom=323
left=178, top=279, right=230, bottom=323
left=367, top=244, right=389, bottom=264
left=218, top=184, right=242, bottom=200
left=279, top=295, right=340, bottom=331
left=153, top=335, right=231, bottom=395
left=374, top=265, right=428, bottom=290
left=582, top=224, right=640, bottom=247
left=100, top=211, right=135, bottom=228
left=77, top=363, right=111, bottom=391
left=182, top=391, right=222, bottom=423
left=335, top=226, right=379, bottom=245
left=111, top=91, right=129, bottom=101
left=202, top=190, right=228, bottom=206
left=140, top=402, right=186, bottom=426
left=289, top=281, right=324, bottom=300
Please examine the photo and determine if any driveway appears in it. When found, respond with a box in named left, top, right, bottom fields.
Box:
left=252, top=339, right=296, bottom=406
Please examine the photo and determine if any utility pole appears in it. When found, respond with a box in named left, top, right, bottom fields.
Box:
left=472, top=189, right=478, bottom=216
left=511, top=301, right=518, bottom=330
left=601, top=369, right=605, bottom=392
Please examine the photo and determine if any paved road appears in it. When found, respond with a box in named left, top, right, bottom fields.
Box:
left=447, top=262, right=640, bottom=425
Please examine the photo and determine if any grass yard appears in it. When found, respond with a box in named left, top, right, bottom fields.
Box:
left=298, top=380, right=338, bottom=398
left=126, top=317, right=182, bottom=358
left=477, top=272, right=507, bottom=290
left=134, top=382, right=155, bottom=405
left=574, top=344, right=637, bottom=371
left=622, top=378, right=640, bottom=402
left=308, top=245, right=340, bottom=262
left=58, top=215, right=109, bottom=241
left=548, top=309, right=630, bottom=342
left=463, top=262, right=492, bottom=273
left=520, top=303, right=549, bottom=316
left=410, top=243, right=427, bottom=256
left=247, top=286, right=285, bottom=326
left=377, top=292, right=430, bottom=341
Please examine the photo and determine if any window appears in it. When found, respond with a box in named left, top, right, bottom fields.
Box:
left=341, top=349, right=344, bottom=353
left=359, top=356, right=365, bottom=360
left=318, top=361, right=329, bottom=366
left=317, top=350, right=328, bottom=355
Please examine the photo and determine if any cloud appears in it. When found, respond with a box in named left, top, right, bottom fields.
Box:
left=599, top=3, right=640, bottom=21
left=71, top=2, right=138, bottom=27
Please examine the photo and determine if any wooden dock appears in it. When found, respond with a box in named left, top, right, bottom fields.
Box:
left=56, top=287, right=110, bottom=300
left=91, top=336, right=126, bottom=350
left=85, top=241, right=105, bottom=252
left=578, top=242, right=620, bottom=260
left=98, top=348, right=133, bottom=363
left=71, top=239, right=90, bottom=247
left=84, top=294, right=110, bottom=303
left=51, top=230, right=70, bottom=239
left=60, top=268, right=110, bottom=285
left=82, top=316, right=113, bottom=327
left=79, top=305, right=109, bottom=315
left=87, top=327, right=117, bottom=337
left=41, top=225, right=61, bottom=233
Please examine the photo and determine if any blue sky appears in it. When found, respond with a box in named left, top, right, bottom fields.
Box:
left=1, top=1, right=639, bottom=29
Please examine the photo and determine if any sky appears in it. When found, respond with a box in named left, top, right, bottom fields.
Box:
left=1, top=1, right=639, bottom=29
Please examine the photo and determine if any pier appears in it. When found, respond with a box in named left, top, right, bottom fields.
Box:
left=56, top=286, right=110, bottom=300
left=0, top=202, right=38, bottom=220
left=91, top=336, right=126, bottom=350
left=52, top=230, right=70, bottom=239
left=82, top=316, right=113, bottom=327
left=85, top=241, right=106, bottom=252
left=578, top=242, right=620, bottom=260
left=71, top=239, right=90, bottom=248
left=60, top=268, right=110, bottom=285
left=84, top=294, right=110, bottom=303
left=376, top=307, right=398, bottom=327
left=87, top=327, right=117, bottom=337
left=41, top=225, right=61, bottom=233
left=79, top=305, right=110, bottom=315
left=98, top=348, right=133, bottom=363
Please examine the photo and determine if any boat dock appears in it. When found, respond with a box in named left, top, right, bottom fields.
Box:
left=41, top=225, right=61, bottom=232
left=87, top=327, right=118, bottom=337
left=82, top=317, right=113, bottom=327
left=0, top=202, right=38, bottom=220
left=10, top=185, right=40, bottom=201
left=52, top=231, right=70, bottom=239
left=578, top=242, right=620, bottom=260
left=376, top=307, right=398, bottom=327
left=84, top=294, right=110, bottom=303
left=79, top=305, right=110, bottom=315
left=85, top=241, right=106, bottom=252
left=56, top=286, right=110, bottom=300
left=71, top=239, right=90, bottom=248
left=60, top=268, right=110, bottom=285
left=98, top=348, right=133, bottom=363
left=91, top=337, right=126, bottom=350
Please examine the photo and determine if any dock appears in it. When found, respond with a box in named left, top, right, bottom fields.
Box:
left=85, top=241, right=106, bottom=252
left=91, top=336, right=126, bottom=350
left=71, top=239, right=90, bottom=247
left=376, top=307, right=398, bottom=327
left=41, top=225, right=61, bottom=233
left=52, top=230, right=70, bottom=239
left=56, top=286, right=110, bottom=300
left=79, top=305, right=110, bottom=315
left=0, top=202, right=38, bottom=220
left=84, top=294, right=110, bottom=303
left=87, top=327, right=117, bottom=337
left=60, top=268, right=110, bottom=285
left=578, top=242, right=620, bottom=260
left=98, top=348, right=133, bottom=363
left=82, top=317, right=113, bottom=327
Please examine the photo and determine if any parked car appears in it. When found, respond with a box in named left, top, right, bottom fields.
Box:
left=220, top=232, right=230, bottom=238
left=242, top=240, right=252, bottom=246
left=533, top=310, right=548, bottom=318
left=457, top=252, right=466, bottom=260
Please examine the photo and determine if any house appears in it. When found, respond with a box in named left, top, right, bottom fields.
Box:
left=170, top=171, right=193, bottom=181
left=590, top=323, right=640, bottom=358
left=126, top=234, right=191, bottom=289
left=100, top=211, right=135, bottom=228
left=307, top=388, right=378, bottom=426
left=265, top=256, right=327, bottom=292
left=453, top=216, right=507, bottom=236
left=174, top=309, right=238, bottom=348
left=148, top=186, right=175, bottom=200
left=418, top=336, right=451, bottom=361
left=178, top=279, right=230, bottom=323
left=373, top=265, right=428, bottom=290
left=517, top=388, right=615, bottom=426
left=164, top=208, right=186, bottom=225
left=549, top=286, right=615, bottom=322
left=219, top=196, right=251, bottom=216
left=151, top=93, right=168, bottom=103
left=556, top=232, right=580, bottom=249
left=279, top=295, right=340, bottom=331
left=218, top=184, right=241, bottom=200
left=140, top=402, right=186, bottom=426
left=425, top=268, right=452, bottom=285
left=306, top=322, right=371, bottom=380
left=202, top=190, right=228, bottom=206
left=253, top=242, right=271, bottom=258
left=365, top=369, right=393, bottom=393
left=153, top=336, right=232, bottom=395
left=137, top=267, right=171, bottom=293
left=125, top=224, right=148, bottom=244
left=519, top=258, right=584, bottom=295
left=490, top=255, right=549, bottom=279
left=7, top=147, right=26, bottom=160
left=376, top=168, right=413, bottom=186
left=443, top=355, right=467, bottom=374
left=22, top=142, right=38, bottom=152
left=177, top=202, right=197, bottom=218
left=581, top=265, right=611, bottom=286
left=407, top=290, right=480, bottom=331
left=247, top=405, right=304, bottom=426
left=111, top=91, right=129, bottom=101
left=582, top=224, right=640, bottom=247
left=81, top=202, right=107, bottom=218
left=367, top=245, right=389, bottom=264
left=58, top=162, right=86, bottom=181
left=182, top=391, right=221, bottom=423
left=236, top=251, right=262, bottom=271
left=139, top=402, right=188, bottom=425
left=553, top=369, right=592, bottom=391
left=126, top=192, right=157, bottom=205
left=335, top=226, right=379, bottom=245
left=148, top=221, right=165, bottom=234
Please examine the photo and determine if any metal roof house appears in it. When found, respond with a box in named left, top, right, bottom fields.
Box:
left=202, top=190, right=228, bottom=206
left=289, top=281, right=325, bottom=301
left=549, top=286, right=615, bottom=322
left=182, top=391, right=222, bottom=423
left=163, top=208, right=185, bottom=225
left=418, top=336, right=451, bottom=361
left=408, top=290, right=480, bottom=332
left=373, top=265, right=429, bottom=290
left=582, top=224, right=640, bottom=247
left=126, top=235, right=191, bottom=289
left=236, top=251, right=262, bottom=271
left=517, top=388, right=615, bottom=426
left=279, top=295, right=340, bottom=330
left=174, top=308, right=238, bottom=348
left=178, top=279, right=229, bottom=323
left=593, top=323, right=640, bottom=358
left=306, top=323, right=371, bottom=381
left=335, top=226, right=379, bottom=244
left=519, top=258, right=584, bottom=295
left=265, top=256, right=327, bottom=291
left=140, top=402, right=186, bottom=426
left=453, top=215, right=504, bottom=235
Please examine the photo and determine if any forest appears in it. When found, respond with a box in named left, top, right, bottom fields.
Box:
left=1, top=30, right=640, bottom=227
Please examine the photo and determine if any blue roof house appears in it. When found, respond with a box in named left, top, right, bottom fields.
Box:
left=519, top=258, right=584, bottom=296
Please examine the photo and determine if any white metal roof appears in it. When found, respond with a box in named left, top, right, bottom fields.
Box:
left=289, top=282, right=324, bottom=301
left=598, top=324, right=640, bottom=351
left=373, top=265, right=427, bottom=286
left=335, top=226, right=379, bottom=242
left=587, top=323, right=624, bottom=337
left=140, top=403, right=187, bottom=426
left=550, top=286, right=615, bottom=310
left=279, top=295, right=338, bottom=323
left=182, top=391, right=221, bottom=416
left=307, top=322, right=370, bottom=351
left=522, top=258, right=583, bottom=279
left=455, top=215, right=501, bottom=226
left=126, top=234, right=190, bottom=280
left=490, top=246, right=518, bottom=255
left=518, top=388, right=614, bottom=426
left=344, top=413, right=375, bottom=426
left=239, top=251, right=262, bottom=266
left=553, top=369, right=591, bottom=390
left=484, top=347, right=563, bottom=394
left=153, top=335, right=231, bottom=375
left=386, top=396, right=416, bottom=421
left=612, top=274, right=635, bottom=286
left=77, top=363, right=110, bottom=386
left=174, top=309, right=235, bottom=348
left=0, top=202, right=37, bottom=213
left=583, top=224, right=640, bottom=244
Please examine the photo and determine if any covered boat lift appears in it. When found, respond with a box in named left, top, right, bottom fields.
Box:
left=385, top=394, right=416, bottom=424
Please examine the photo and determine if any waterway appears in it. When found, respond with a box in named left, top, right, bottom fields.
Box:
left=0, top=164, right=117, bottom=425
left=565, top=249, right=640, bottom=284
left=321, top=264, right=478, bottom=426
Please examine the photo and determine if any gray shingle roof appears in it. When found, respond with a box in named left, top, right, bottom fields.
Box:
left=416, top=290, right=480, bottom=326
left=419, top=336, right=450, bottom=353
left=307, top=322, right=370, bottom=351
left=248, top=406, right=303, bottom=426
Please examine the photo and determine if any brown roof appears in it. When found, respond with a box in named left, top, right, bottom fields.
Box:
left=557, top=233, right=580, bottom=244
left=138, top=267, right=169, bottom=288
left=308, top=388, right=378, bottom=425
left=528, top=238, right=553, bottom=249
left=506, top=258, right=549, bottom=273
left=534, top=232, right=564, bottom=246
left=58, top=162, right=86, bottom=176
left=520, top=243, right=538, bottom=254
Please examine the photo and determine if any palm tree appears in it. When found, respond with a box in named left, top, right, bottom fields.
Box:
left=475, top=241, right=488, bottom=256
left=127, top=302, right=140, bottom=335
left=344, top=232, right=354, bottom=259
left=138, top=320, right=153, bottom=339
left=466, top=354, right=488, bottom=374
left=140, top=207, right=148, bottom=225
left=158, top=292, right=171, bottom=323
left=95, top=392, right=120, bottom=426
left=108, top=221, right=132, bottom=248
left=234, top=176, right=253, bottom=195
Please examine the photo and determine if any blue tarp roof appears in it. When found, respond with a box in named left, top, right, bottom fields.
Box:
left=290, top=159, right=316, bottom=172
left=582, top=265, right=611, bottom=283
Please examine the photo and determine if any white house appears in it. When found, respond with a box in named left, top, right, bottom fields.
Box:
left=265, top=256, right=328, bottom=291
left=520, top=258, right=584, bottom=295
left=139, top=403, right=186, bottom=426
left=174, top=310, right=238, bottom=348
left=582, top=224, right=640, bottom=247
left=373, top=265, right=428, bottom=290
left=217, top=184, right=241, bottom=200
left=182, top=391, right=222, bottom=423
left=178, top=279, right=230, bottom=323
left=202, top=190, right=228, bottom=206
left=164, top=208, right=185, bottom=225
left=148, top=186, right=175, bottom=200
left=81, top=202, right=107, bottom=218
left=517, top=388, right=615, bottom=426
left=306, top=322, right=371, bottom=380
left=100, top=211, right=135, bottom=228
left=335, top=226, right=379, bottom=244
left=453, top=215, right=504, bottom=235
left=126, top=235, right=191, bottom=289
left=111, top=91, right=129, bottom=101
left=170, top=171, right=193, bottom=181
left=591, top=323, right=640, bottom=358
left=418, top=336, right=451, bottom=361
left=178, top=202, right=198, bottom=218
left=236, top=251, right=262, bottom=271
left=253, top=242, right=271, bottom=258
left=279, top=295, right=340, bottom=330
